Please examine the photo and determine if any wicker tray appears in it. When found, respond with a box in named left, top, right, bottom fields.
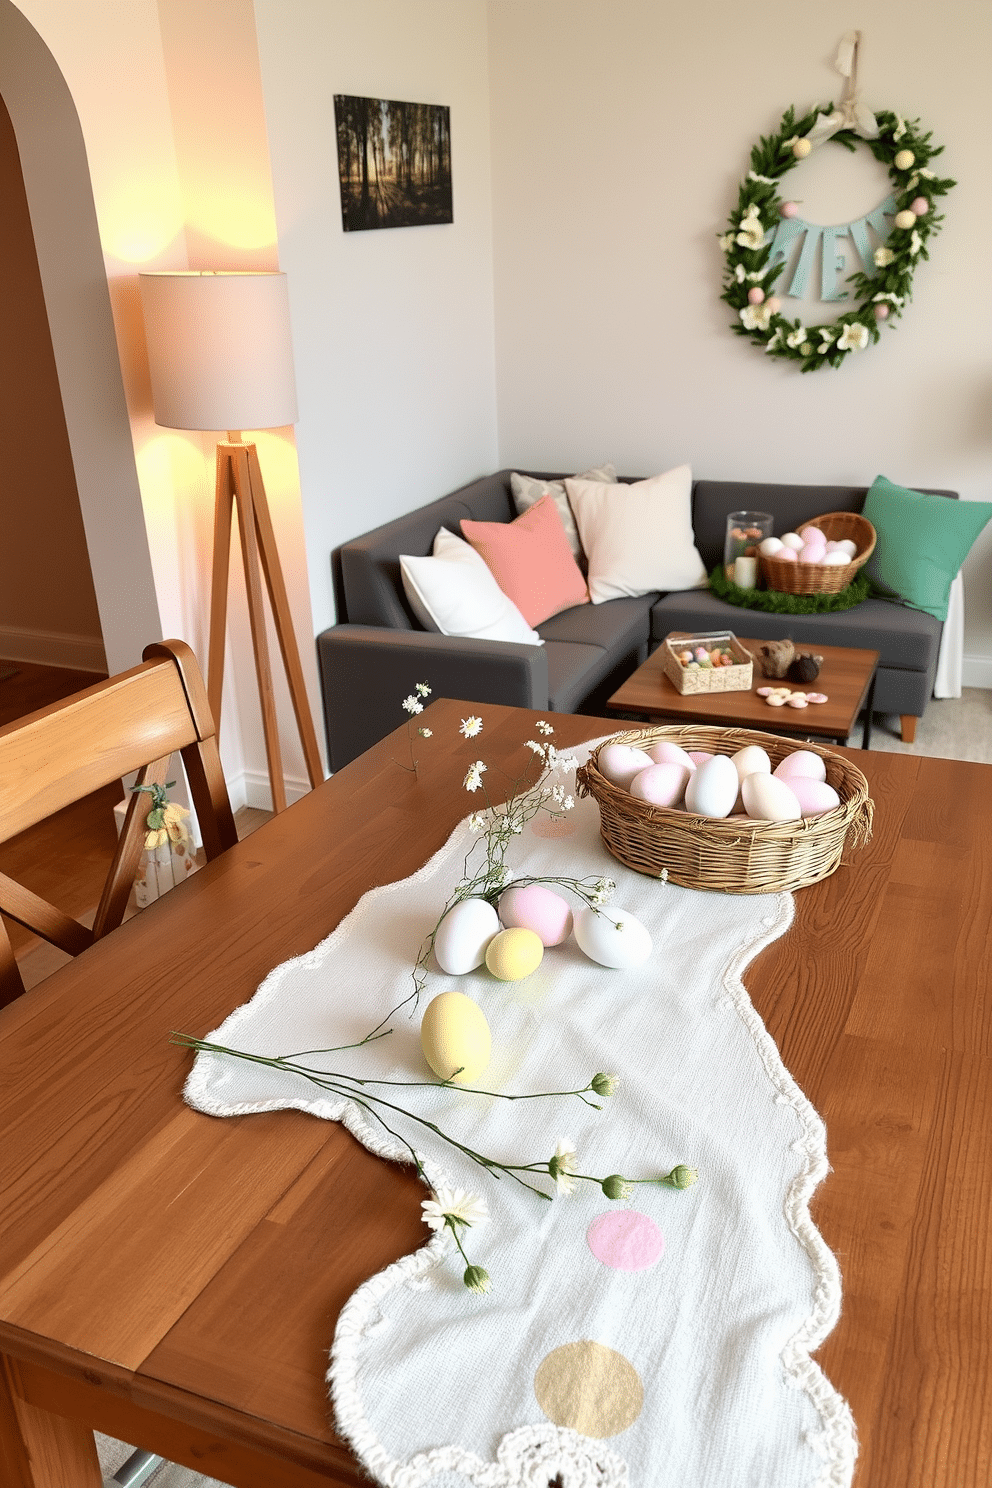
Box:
left=662, top=631, right=753, bottom=694
left=760, top=511, right=876, bottom=595
left=576, top=723, right=873, bottom=893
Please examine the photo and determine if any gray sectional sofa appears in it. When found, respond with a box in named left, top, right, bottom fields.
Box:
left=317, top=469, right=953, bottom=770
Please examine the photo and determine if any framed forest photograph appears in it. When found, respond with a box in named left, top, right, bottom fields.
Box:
left=333, top=95, right=452, bottom=232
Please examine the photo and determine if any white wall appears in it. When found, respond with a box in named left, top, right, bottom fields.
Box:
left=487, top=1, right=992, bottom=679
left=252, top=0, right=499, bottom=640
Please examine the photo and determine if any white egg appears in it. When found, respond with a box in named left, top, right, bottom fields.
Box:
left=836, top=538, right=858, bottom=558
left=629, top=762, right=690, bottom=807
left=647, top=740, right=696, bottom=772
left=684, top=754, right=739, bottom=818
left=759, top=536, right=784, bottom=557
left=433, top=898, right=499, bottom=975
left=730, top=744, right=771, bottom=784
left=773, top=749, right=827, bottom=783
left=598, top=742, right=654, bottom=789
left=821, top=550, right=850, bottom=565
left=573, top=906, right=652, bottom=969
left=780, top=532, right=805, bottom=552
left=742, top=773, right=802, bottom=822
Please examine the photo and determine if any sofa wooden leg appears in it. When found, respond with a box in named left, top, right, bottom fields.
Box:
left=900, top=715, right=918, bottom=744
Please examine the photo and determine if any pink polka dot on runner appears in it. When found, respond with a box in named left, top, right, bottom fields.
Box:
left=587, top=1210, right=664, bottom=1271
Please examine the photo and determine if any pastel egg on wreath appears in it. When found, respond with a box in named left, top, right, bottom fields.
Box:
left=741, top=773, right=802, bottom=823
left=498, top=884, right=573, bottom=947
left=788, top=777, right=841, bottom=817
left=434, top=897, right=500, bottom=975
left=911, top=196, right=929, bottom=216
left=780, top=532, right=805, bottom=552
left=766, top=296, right=782, bottom=314
left=420, top=991, right=491, bottom=1083
left=874, top=302, right=890, bottom=321
left=573, top=906, right=652, bottom=970
left=598, top=742, right=654, bottom=789
left=894, top=209, right=917, bottom=231
left=747, top=286, right=765, bottom=305
left=773, top=749, right=827, bottom=784
left=759, top=536, right=784, bottom=557
left=629, top=762, right=691, bottom=808
left=780, top=201, right=799, bottom=218
left=485, top=926, right=544, bottom=982
left=894, top=148, right=915, bottom=170
left=792, top=137, right=812, bottom=159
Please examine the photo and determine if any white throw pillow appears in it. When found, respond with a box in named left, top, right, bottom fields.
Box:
left=510, top=464, right=616, bottom=565
left=564, top=465, right=707, bottom=603
left=400, top=528, right=543, bottom=645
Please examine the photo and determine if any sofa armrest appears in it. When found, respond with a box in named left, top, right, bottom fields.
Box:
left=317, top=624, right=549, bottom=770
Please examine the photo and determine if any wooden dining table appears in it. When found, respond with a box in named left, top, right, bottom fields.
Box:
left=0, top=699, right=989, bottom=1488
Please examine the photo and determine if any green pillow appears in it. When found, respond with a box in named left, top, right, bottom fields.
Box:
left=862, top=475, right=992, bottom=622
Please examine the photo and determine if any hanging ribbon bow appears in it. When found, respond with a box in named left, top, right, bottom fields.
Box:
left=805, top=31, right=879, bottom=148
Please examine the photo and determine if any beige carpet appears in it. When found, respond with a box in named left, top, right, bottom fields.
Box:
left=96, top=690, right=991, bottom=1488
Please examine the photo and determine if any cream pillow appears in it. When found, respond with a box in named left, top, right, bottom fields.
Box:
left=564, top=465, right=707, bottom=603
left=400, top=528, right=543, bottom=645
left=510, top=464, right=616, bottom=565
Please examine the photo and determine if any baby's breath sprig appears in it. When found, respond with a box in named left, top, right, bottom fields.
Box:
left=395, top=680, right=433, bottom=774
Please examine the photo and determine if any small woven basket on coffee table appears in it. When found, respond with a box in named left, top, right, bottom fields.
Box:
left=576, top=724, right=873, bottom=893
left=760, top=511, right=876, bottom=595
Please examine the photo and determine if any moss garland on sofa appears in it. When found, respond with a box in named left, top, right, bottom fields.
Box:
left=708, top=566, right=870, bottom=613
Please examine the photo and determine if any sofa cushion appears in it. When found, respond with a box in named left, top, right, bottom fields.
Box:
left=460, top=495, right=589, bottom=626
left=538, top=594, right=655, bottom=655
left=650, top=590, right=942, bottom=673
left=862, top=475, right=992, bottom=622
left=565, top=465, right=706, bottom=602
left=399, top=528, right=542, bottom=645
left=510, top=464, right=616, bottom=565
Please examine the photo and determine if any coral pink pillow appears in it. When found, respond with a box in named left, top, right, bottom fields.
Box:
left=460, top=495, right=589, bottom=627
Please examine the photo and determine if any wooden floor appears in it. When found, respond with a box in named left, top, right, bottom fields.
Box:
left=0, top=659, right=270, bottom=992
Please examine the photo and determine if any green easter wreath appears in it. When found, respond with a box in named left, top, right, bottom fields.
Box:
left=719, top=103, right=954, bottom=370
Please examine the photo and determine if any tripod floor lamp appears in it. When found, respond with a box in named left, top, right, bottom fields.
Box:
left=139, top=270, right=323, bottom=812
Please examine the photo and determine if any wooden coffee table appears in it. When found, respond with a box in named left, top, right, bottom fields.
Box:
left=607, top=635, right=880, bottom=747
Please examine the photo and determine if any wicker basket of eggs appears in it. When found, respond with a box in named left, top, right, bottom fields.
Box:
left=576, top=724, right=873, bottom=893
left=759, top=511, right=876, bottom=595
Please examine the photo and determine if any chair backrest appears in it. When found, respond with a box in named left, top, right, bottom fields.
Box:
left=0, top=639, right=238, bottom=1006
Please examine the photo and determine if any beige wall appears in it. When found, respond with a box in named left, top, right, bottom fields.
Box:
left=0, top=93, right=104, bottom=668
left=487, top=1, right=992, bottom=683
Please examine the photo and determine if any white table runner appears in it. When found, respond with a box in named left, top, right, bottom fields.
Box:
left=185, top=750, right=856, bottom=1488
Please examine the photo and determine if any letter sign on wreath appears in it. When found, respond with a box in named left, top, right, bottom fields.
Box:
left=719, top=33, right=954, bottom=370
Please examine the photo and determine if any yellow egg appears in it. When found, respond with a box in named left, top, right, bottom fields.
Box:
left=484, top=927, right=544, bottom=982
left=420, top=991, right=491, bottom=1084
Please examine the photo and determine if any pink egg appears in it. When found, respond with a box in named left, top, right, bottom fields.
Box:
left=775, top=547, right=797, bottom=562
left=498, top=884, right=573, bottom=946
left=911, top=197, right=929, bottom=216
left=629, top=762, right=691, bottom=808
left=798, top=525, right=826, bottom=547
left=747, top=286, right=765, bottom=305
left=781, top=201, right=799, bottom=218
left=598, top=742, right=653, bottom=788
left=647, top=741, right=696, bottom=771
left=773, top=749, right=827, bottom=783
left=787, top=778, right=841, bottom=817
left=687, top=751, right=714, bottom=766
left=798, top=543, right=824, bottom=563
left=874, top=302, right=890, bottom=321
left=766, top=295, right=782, bottom=314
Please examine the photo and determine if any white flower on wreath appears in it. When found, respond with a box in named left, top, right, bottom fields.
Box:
left=873, top=291, right=904, bottom=307
left=422, top=1188, right=489, bottom=1232
left=747, top=270, right=766, bottom=282
left=874, top=246, right=896, bottom=267
left=765, top=328, right=783, bottom=352
left=817, top=328, right=837, bottom=353
left=736, top=206, right=764, bottom=251
left=734, top=263, right=747, bottom=283
left=748, top=170, right=777, bottom=185
left=837, top=322, right=869, bottom=352
left=786, top=326, right=807, bottom=350
left=463, top=761, right=487, bottom=792
left=740, top=302, right=773, bottom=332
left=919, top=167, right=936, bottom=180
left=718, top=231, right=735, bottom=251
left=892, top=115, right=907, bottom=141
left=909, top=229, right=923, bottom=256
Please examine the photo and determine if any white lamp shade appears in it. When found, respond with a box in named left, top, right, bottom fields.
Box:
left=139, top=271, right=298, bottom=431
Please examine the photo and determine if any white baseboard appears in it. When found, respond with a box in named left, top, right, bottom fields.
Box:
left=962, top=655, right=992, bottom=690
left=0, top=624, right=107, bottom=672
left=225, top=769, right=316, bottom=814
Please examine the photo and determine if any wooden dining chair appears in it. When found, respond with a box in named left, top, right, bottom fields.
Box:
left=0, top=639, right=238, bottom=1007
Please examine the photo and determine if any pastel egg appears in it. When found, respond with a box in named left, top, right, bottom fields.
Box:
left=598, top=742, right=654, bottom=789
left=775, top=547, right=797, bottom=563
left=684, top=753, right=739, bottom=818
left=773, top=749, right=827, bottom=783
left=836, top=538, right=858, bottom=558
left=780, top=532, right=805, bottom=552
left=498, top=884, right=572, bottom=946
left=573, top=906, right=652, bottom=969
left=798, top=525, right=826, bottom=546
left=420, top=991, right=491, bottom=1083
left=434, top=898, right=499, bottom=974
left=911, top=196, right=929, bottom=216
left=747, top=286, right=765, bottom=305
left=687, top=750, right=714, bottom=766
left=485, top=927, right=544, bottom=981
left=894, top=148, right=915, bottom=170
left=741, top=773, right=802, bottom=822
left=781, top=201, right=799, bottom=218
left=788, top=777, right=841, bottom=817
left=822, top=550, right=850, bottom=565
left=894, top=209, right=917, bottom=230
left=647, top=740, right=696, bottom=771
left=759, top=536, right=784, bottom=557
left=730, top=743, right=771, bottom=783
left=798, top=543, right=824, bottom=564
left=629, top=762, right=691, bottom=807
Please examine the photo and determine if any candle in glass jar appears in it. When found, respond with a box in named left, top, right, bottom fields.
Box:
left=734, top=555, right=758, bottom=588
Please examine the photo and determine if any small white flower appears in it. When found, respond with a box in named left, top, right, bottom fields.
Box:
left=837, top=321, right=869, bottom=351
left=402, top=695, right=424, bottom=715
left=415, top=681, right=431, bottom=698
left=734, top=263, right=747, bottom=283
left=740, top=302, right=773, bottom=332
left=590, top=876, right=616, bottom=906
left=765, top=329, right=782, bottom=352
left=459, top=715, right=483, bottom=738
left=747, top=270, right=766, bottom=283
left=467, top=811, right=486, bottom=833
left=535, top=720, right=554, bottom=735
left=873, top=291, right=904, bottom=307
left=735, top=207, right=764, bottom=251
left=905, top=173, right=919, bottom=192
left=718, top=231, right=735, bottom=251
left=874, top=246, right=896, bottom=267
left=786, top=326, right=807, bottom=349
left=918, top=167, right=936, bottom=180
left=549, top=749, right=579, bottom=772
left=418, top=726, right=433, bottom=738
left=463, top=761, right=487, bottom=792
left=782, top=135, right=799, bottom=149
left=525, top=739, right=546, bottom=756
left=562, top=796, right=575, bottom=811
left=422, top=1188, right=489, bottom=1231
left=909, top=229, right=923, bottom=256
left=548, top=1138, right=578, bottom=1196
left=892, top=115, right=907, bottom=141
left=748, top=170, right=776, bottom=185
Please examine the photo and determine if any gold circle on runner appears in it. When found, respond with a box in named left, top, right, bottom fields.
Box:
left=533, top=1340, right=643, bottom=1438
